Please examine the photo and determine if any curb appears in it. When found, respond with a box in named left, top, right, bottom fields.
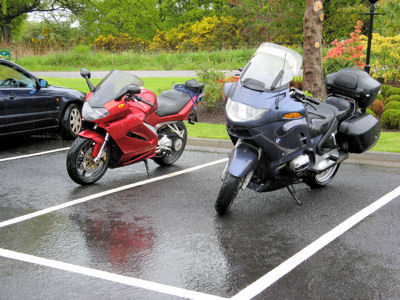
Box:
left=187, top=137, right=400, bottom=168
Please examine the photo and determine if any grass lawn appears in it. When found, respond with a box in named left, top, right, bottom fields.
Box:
left=44, top=76, right=194, bottom=94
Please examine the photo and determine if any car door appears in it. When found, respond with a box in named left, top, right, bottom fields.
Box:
left=0, top=62, right=58, bottom=134
left=0, top=96, right=6, bottom=135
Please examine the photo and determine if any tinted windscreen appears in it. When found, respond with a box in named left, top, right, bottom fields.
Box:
left=89, top=70, right=144, bottom=107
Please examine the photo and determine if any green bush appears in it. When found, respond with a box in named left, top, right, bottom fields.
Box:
left=381, top=84, right=392, bottom=98
left=385, top=95, right=400, bottom=104
left=381, top=109, right=400, bottom=129
left=385, top=101, right=400, bottom=110
left=366, top=108, right=376, bottom=117
left=388, top=87, right=400, bottom=97
left=376, top=93, right=384, bottom=101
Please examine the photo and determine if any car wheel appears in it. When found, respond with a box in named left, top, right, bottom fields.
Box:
left=60, top=103, right=82, bottom=140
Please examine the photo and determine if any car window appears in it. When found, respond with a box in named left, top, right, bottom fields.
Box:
left=0, top=64, right=36, bottom=88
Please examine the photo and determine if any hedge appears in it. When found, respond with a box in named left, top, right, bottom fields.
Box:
left=381, top=109, right=400, bottom=129
left=385, top=101, right=400, bottom=110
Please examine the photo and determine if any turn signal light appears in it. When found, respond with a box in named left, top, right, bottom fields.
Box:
left=283, top=112, right=303, bottom=119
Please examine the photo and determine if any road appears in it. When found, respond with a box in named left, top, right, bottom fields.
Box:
left=0, top=134, right=400, bottom=299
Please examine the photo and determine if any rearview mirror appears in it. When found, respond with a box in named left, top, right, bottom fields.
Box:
left=38, top=79, right=48, bottom=88
left=127, top=85, right=141, bottom=94
left=80, top=68, right=91, bottom=78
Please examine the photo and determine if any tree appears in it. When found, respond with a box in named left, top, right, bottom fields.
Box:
left=303, top=0, right=325, bottom=98
left=77, top=0, right=159, bottom=41
left=0, top=0, right=80, bottom=43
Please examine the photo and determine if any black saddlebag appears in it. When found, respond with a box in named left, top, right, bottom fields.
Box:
left=326, top=68, right=381, bottom=108
left=337, top=113, right=380, bottom=153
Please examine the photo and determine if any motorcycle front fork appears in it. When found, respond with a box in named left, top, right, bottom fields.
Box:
left=93, top=132, right=109, bottom=163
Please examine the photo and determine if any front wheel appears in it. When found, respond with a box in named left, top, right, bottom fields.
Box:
left=215, top=174, right=242, bottom=216
left=304, top=163, right=340, bottom=188
left=66, top=137, right=110, bottom=185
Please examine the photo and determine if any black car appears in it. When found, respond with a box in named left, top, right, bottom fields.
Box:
left=0, top=59, right=86, bottom=139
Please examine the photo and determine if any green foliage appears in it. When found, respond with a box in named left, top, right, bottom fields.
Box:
left=16, top=48, right=254, bottom=71
left=385, top=101, right=400, bottom=111
left=380, top=85, right=392, bottom=98
left=374, top=0, right=400, bottom=37
left=323, top=1, right=368, bottom=43
left=196, top=68, right=225, bottom=111
left=78, top=0, right=159, bottom=42
left=381, top=109, right=400, bottom=129
left=366, top=108, right=376, bottom=117
left=385, top=95, right=400, bottom=104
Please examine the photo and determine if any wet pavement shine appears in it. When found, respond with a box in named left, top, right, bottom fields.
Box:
left=0, top=134, right=400, bottom=299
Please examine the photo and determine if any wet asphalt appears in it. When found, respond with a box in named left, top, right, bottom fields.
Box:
left=0, top=134, right=400, bottom=299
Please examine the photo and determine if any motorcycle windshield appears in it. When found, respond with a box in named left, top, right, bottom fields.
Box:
left=88, top=69, right=144, bottom=107
left=240, top=43, right=302, bottom=92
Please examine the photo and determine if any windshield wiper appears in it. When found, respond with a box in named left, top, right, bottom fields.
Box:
left=271, top=69, right=284, bottom=91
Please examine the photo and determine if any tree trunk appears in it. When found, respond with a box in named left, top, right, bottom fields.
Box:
left=302, top=0, right=326, bottom=99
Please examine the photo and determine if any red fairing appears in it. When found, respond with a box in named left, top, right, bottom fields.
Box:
left=79, top=129, right=105, bottom=157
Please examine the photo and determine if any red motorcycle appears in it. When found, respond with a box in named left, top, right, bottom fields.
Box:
left=66, top=68, right=204, bottom=185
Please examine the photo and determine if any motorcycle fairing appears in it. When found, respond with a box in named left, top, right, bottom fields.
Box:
left=78, top=129, right=105, bottom=157
left=228, top=142, right=259, bottom=178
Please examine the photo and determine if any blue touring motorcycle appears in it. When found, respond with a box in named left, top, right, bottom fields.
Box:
left=216, top=43, right=381, bottom=215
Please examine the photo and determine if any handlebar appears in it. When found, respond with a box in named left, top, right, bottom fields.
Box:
left=290, top=88, right=320, bottom=105
left=134, top=95, right=154, bottom=107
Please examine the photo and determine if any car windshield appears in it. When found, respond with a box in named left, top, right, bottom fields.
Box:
left=89, top=70, right=144, bottom=107
left=240, top=43, right=302, bottom=91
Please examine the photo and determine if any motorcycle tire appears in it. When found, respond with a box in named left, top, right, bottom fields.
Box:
left=66, top=137, right=110, bottom=185
left=304, top=163, right=340, bottom=188
left=153, top=121, right=187, bottom=166
left=215, top=173, right=242, bottom=216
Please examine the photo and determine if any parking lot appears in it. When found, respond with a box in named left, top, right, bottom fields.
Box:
left=1, top=134, right=400, bottom=299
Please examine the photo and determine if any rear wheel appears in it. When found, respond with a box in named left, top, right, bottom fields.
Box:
left=305, top=163, right=340, bottom=188
left=66, top=137, right=110, bottom=185
left=153, top=121, right=187, bottom=166
left=215, top=174, right=242, bottom=216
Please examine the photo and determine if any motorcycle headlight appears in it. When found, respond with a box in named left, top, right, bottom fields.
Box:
left=82, top=102, right=109, bottom=122
left=226, top=98, right=268, bottom=122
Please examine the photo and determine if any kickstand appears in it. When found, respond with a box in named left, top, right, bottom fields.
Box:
left=144, top=159, right=150, bottom=177
left=287, top=184, right=302, bottom=206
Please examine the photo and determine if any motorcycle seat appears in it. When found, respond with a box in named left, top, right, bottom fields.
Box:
left=306, top=102, right=339, bottom=137
left=325, top=95, right=353, bottom=122
left=156, top=90, right=192, bottom=117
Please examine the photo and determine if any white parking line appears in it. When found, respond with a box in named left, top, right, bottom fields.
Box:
left=230, top=185, right=400, bottom=300
left=0, top=248, right=227, bottom=300
left=0, top=147, right=70, bottom=162
left=0, top=158, right=228, bottom=229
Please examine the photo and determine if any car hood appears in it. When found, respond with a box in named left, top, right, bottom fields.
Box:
left=48, top=85, right=86, bottom=100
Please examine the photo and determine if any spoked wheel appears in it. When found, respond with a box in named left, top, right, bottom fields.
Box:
left=153, top=121, right=187, bottom=166
left=66, top=137, right=110, bottom=185
left=215, top=173, right=243, bottom=216
left=305, top=163, right=340, bottom=188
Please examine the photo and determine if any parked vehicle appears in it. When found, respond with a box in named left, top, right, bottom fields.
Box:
left=216, top=43, right=381, bottom=215
left=66, top=68, right=204, bottom=185
left=0, top=59, right=85, bottom=139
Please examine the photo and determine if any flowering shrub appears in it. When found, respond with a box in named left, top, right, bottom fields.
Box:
left=92, top=33, right=148, bottom=52
left=360, top=33, right=400, bottom=84
left=323, top=20, right=365, bottom=76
